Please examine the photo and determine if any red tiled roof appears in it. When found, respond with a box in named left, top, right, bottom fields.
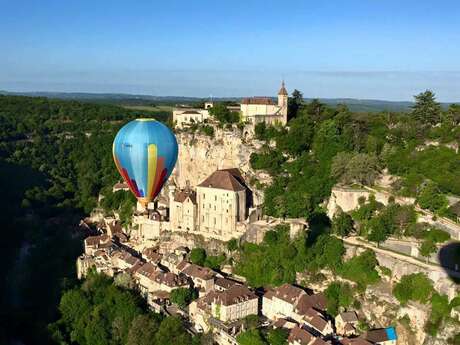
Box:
left=241, top=97, right=275, bottom=105
left=176, top=260, right=190, bottom=272
left=272, top=283, right=306, bottom=304
left=182, top=263, right=215, bottom=280
left=288, top=326, right=314, bottom=345
left=339, top=311, right=359, bottom=323
left=136, top=262, right=157, bottom=278
left=215, top=277, right=240, bottom=290
left=85, top=234, right=110, bottom=246
left=174, top=189, right=197, bottom=203
left=213, top=285, right=257, bottom=306
left=197, top=169, right=246, bottom=192
left=296, top=293, right=328, bottom=314
left=311, top=338, right=327, bottom=345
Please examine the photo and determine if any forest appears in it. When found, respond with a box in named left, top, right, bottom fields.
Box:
left=0, top=95, right=169, bottom=344
left=251, top=91, right=460, bottom=223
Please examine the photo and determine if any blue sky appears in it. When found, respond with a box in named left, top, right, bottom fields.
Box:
left=1, top=0, right=459, bottom=101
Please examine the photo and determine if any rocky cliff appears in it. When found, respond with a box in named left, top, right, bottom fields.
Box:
left=171, top=127, right=268, bottom=205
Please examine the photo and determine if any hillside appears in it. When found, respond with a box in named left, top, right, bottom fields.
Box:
left=2, top=90, right=457, bottom=112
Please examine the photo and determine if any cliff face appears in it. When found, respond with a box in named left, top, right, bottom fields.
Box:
left=171, top=128, right=268, bottom=206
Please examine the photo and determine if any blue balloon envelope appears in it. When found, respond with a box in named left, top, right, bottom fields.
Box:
left=113, top=119, right=178, bottom=205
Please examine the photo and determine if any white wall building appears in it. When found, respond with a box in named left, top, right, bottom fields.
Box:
left=240, top=81, right=288, bottom=125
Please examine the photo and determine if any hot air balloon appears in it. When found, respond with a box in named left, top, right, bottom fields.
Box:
left=113, top=119, right=178, bottom=207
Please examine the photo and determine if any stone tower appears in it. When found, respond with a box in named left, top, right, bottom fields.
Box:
left=277, top=81, right=288, bottom=124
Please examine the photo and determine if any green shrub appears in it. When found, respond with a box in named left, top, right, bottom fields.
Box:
left=393, top=273, right=433, bottom=305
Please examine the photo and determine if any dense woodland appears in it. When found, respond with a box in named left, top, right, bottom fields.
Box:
left=0, top=95, right=169, bottom=344
left=1, top=93, right=459, bottom=344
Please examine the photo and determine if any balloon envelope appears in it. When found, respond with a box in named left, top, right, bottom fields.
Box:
left=113, top=119, right=178, bottom=205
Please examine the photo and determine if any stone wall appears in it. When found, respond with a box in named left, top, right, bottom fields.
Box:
left=327, top=186, right=415, bottom=219
left=344, top=243, right=459, bottom=300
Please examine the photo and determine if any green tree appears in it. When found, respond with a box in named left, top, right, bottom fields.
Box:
left=339, top=250, right=380, bottom=289
left=324, top=282, right=354, bottom=316
left=417, top=182, right=448, bottom=213
left=154, top=316, right=193, bottom=345
left=209, top=103, right=239, bottom=124
left=237, top=329, right=267, bottom=345
left=411, top=90, right=442, bottom=125
left=332, top=212, right=354, bottom=238
left=170, top=288, right=197, bottom=308
left=126, top=315, right=161, bottom=345
left=393, top=273, right=433, bottom=305
left=288, top=89, right=303, bottom=120
left=190, top=248, right=207, bottom=266
left=331, top=152, right=381, bottom=186
left=420, top=240, right=437, bottom=260
left=227, top=238, right=238, bottom=251
left=267, top=328, right=288, bottom=345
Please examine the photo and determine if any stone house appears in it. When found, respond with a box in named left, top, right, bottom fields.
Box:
left=263, top=284, right=332, bottom=336
left=77, top=250, right=114, bottom=279
left=112, top=181, right=129, bottom=193
left=134, top=262, right=160, bottom=296
left=173, top=108, right=210, bottom=129
left=84, top=234, right=111, bottom=255
left=179, top=263, right=216, bottom=294
left=142, top=247, right=162, bottom=264
left=335, top=311, right=359, bottom=336
left=189, top=285, right=258, bottom=333
left=169, top=187, right=197, bottom=232
left=161, top=252, right=186, bottom=274
left=111, top=249, right=142, bottom=272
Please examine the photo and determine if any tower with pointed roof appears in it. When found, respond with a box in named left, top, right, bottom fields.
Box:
left=278, top=81, right=288, bottom=123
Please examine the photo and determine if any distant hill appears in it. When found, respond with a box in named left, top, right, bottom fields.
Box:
left=0, top=90, right=456, bottom=112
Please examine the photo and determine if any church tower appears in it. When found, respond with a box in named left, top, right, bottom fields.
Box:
left=277, top=81, right=288, bottom=124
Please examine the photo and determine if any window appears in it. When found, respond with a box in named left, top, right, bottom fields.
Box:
left=214, top=217, right=216, bottom=225
left=215, top=195, right=217, bottom=201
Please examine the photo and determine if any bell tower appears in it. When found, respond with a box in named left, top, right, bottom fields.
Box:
left=277, top=81, right=288, bottom=124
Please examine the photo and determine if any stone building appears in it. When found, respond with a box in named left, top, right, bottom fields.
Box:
left=169, top=168, right=250, bottom=242
left=335, top=311, right=359, bottom=336
left=262, top=284, right=332, bottom=336
left=196, top=169, right=248, bottom=241
left=179, top=262, right=216, bottom=294
left=240, top=81, right=288, bottom=125
left=173, top=107, right=211, bottom=129
left=189, top=285, right=258, bottom=333
left=169, top=187, right=197, bottom=232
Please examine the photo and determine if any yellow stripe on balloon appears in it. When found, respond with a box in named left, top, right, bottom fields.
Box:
left=147, top=144, right=158, bottom=201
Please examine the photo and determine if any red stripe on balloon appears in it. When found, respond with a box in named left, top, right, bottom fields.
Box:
left=152, top=169, right=167, bottom=200
left=150, top=157, right=165, bottom=200
left=120, top=167, right=140, bottom=197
